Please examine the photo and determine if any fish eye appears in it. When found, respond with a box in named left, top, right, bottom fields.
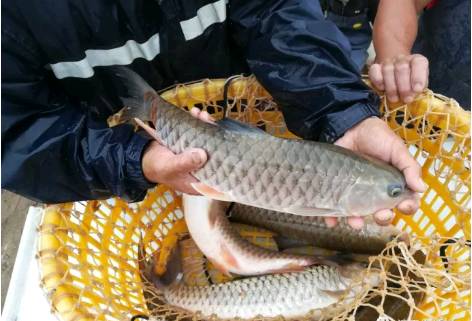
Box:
left=388, top=184, right=403, bottom=198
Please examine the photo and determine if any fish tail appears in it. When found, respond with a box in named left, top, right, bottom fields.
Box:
left=138, top=235, right=183, bottom=290
left=107, top=66, right=158, bottom=123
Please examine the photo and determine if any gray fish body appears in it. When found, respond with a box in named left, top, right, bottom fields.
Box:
left=229, top=204, right=407, bottom=254
left=139, top=236, right=378, bottom=320
left=161, top=264, right=376, bottom=319
left=117, top=67, right=412, bottom=217
left=154, top=102, right=408, bottom=217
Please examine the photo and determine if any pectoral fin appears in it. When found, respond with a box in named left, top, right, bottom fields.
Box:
left=321, top=290, right=348, bottom=300
left=267, top=262, right=311, bottom=274
left=134, top=118, right=164, bottom=144
left=207, top=242, right=240, bottom=277
left=191, top=183, right=232, bottom=202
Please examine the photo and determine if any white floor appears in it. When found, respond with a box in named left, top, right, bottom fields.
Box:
left=2, top=207, right=57, bottom=321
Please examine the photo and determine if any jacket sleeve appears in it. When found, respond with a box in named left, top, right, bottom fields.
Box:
left=229, top=0, right=380, bottom=142
left=1, top=24, right=154, bottom=203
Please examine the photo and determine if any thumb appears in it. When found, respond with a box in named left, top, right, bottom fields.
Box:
left=170, top=148, right=207, bottom=174
left=391, top=141, right=426, bottom=193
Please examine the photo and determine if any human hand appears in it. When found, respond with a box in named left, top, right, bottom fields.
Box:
left=141, top=108, right=214, bottom=194
left=369, top=54, right=429, bottom=103
left=327, top=117, right=427, bottom=229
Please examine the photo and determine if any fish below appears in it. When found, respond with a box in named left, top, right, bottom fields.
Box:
left=183, top=194, right=327, bottom=276
left=139, top=240, right=381, bottom=320
left=112, top=66, right=415, bottom=217
left=229, top=203, right=409, bottom=254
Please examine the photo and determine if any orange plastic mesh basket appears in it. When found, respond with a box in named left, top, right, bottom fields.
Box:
left=37, top=76, right=470, bottom=321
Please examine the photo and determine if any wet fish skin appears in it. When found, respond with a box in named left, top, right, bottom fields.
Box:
left=116, top=67, right=413, bottom=217
left=183, top=194, right=319, bottom=276
left=283, top=246, right=372, bottom=265
left=206, top=223, right=280, bottom=284
left=139, top=242, right=379, bottom=320
left=229, top=203, right=408, bottom=254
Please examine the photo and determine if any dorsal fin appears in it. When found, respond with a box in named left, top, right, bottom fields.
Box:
left=217, top=118, right=267, bottom=135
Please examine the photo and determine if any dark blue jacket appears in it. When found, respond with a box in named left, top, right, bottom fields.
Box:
left=1, top=0, right=379, bottom=203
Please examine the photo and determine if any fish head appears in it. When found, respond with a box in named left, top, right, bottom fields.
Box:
left=138, top=235, right=184, bottom=290
left=340, top=160, right=416, bottom=215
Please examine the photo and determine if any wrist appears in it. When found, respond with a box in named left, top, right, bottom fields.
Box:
left=319, top=95, right=381, bottom=143
left=374, top=49, right=411, bottom=64
left=141, top=141, right=160, bottom=183
left=338, top=116, right=379, bottom=143
left=122, top=133, right=156, bottom=202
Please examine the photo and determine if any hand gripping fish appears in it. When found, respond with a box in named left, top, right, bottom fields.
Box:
left=114, top=67, right=414, bottom=218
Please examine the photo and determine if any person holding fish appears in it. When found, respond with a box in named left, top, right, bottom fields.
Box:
left=2, top=0, right=427, bottom=231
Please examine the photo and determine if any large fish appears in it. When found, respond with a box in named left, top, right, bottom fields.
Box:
left=114, top=67, right=414, bottom=217
left=229, top=203, right=409, bottom=254
left=139, top=242, right=380, bottom=320
left=183, top=195, right=322, bottom=276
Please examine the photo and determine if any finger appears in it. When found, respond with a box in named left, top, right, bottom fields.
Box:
left=390, top=140, right=427, bottom=193
left=373, top=209, right=394, bottom=225
left=347, top=216, right=364, bottom=230
left=199, top=110, right=216, bottom=124
left=369, top=64, right=385, bottom=91
left=169, top=148, right=208, bottom=174
left=190, top=107, right=201, bottom=118
left=382, top=62, right=399, bottom=102
left=324, top=217, right=338, bottom=228
left=410, top=54, right=429, bottom=93
left=397, top=197, right=420, bottom=215
left=394, top=59, right=413, bottom=103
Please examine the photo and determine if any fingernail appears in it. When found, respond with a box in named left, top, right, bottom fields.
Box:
left=390, top=95, right=399, bottom=102
left=404, top=96, right=414, bottom=103
left=379, top=212, right=394, bottom=222
left=414, top=83, right=423, bottom=92
left=191, top=151, right=202, bottom=164
left=349, top=217, right=364, bottom=230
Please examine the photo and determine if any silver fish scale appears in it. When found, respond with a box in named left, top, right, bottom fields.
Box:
left=163, top=265, right=352, bottom=319
left=154, top=103, right=371, bottom=211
